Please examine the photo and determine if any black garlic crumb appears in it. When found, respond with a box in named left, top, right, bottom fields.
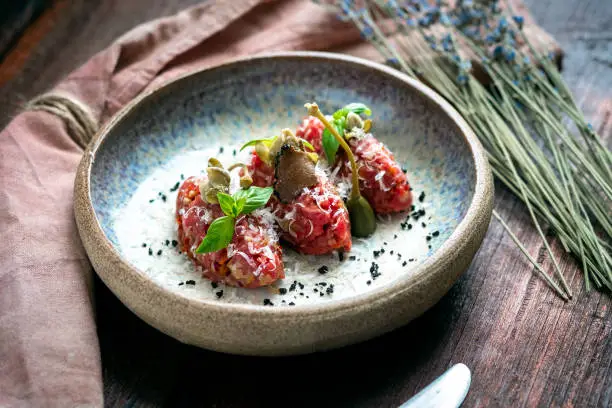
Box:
left=370, top=262, right=381, bottom=279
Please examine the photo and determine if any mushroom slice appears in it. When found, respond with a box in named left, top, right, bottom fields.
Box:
left=273, top=144, right=318, bottom=203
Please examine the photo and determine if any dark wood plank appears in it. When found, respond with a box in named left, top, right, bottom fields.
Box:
left=0, top=1, right=610, bottom=407
left=0, top=0, right=50, bottom=61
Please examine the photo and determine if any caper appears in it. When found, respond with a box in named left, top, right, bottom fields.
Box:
left=206, top=166, right=231, bottom=188
left=346, top=111, right=364, bottom=130
left=205, top=188, right=220, bottom=204
left=240, top=175, right=253, bottom=188
left=208, top=157, right=223, bottom=169
left=347, top=196, right=377, bottom=237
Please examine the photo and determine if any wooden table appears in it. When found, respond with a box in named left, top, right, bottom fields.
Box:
left=1, top=1, right=610, bottom=407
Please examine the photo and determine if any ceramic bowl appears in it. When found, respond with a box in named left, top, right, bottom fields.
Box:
left=74, top=52, right=493, bottom=356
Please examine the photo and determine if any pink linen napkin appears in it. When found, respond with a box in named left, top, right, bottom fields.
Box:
left=0, top=1, right=560, bottom=406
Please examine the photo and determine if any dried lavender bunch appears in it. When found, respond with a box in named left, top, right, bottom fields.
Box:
left=313, top=0, right=612, bottom=299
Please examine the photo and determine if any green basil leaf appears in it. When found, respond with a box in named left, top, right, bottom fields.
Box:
left=332, top=109, right=347, bottom=120
left=234, top=196, right=247, bottom=215
left=240, top=137, right=276, bottom=151
left=232, top=188, right=249, bottom=203
left=336, top=117, right=346, bottom=134
left=235, top=186, right=274, bottom=215
left=332, top=103, right=372, bottom=120
left=322, top=117, right=346, bottom=162
left=217, top=192, right=236, bottom=217
left=343, top=103, right=372, bottom=116
left=322, top=127, right=340, bottom=163
left=195, top=216, right=235, bottom=254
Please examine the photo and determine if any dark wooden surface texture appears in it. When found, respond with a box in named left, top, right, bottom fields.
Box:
left=1, top=1, right=610, bottom=407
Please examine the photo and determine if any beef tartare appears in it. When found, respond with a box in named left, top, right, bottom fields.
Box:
left=242, top=129, right=352, bottom=255
left=296, top=105, right=413, bottom=214
left=176, top=171, right=284, bottom=288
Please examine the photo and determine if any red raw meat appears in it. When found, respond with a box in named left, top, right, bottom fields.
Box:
left=296, top=116, right=413, bottom=214
left=176, top=176, right=284, bottom=288
left=243, top=151, right=352, bottom=255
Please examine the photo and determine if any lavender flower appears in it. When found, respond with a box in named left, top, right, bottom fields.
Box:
left=512, top=15, right=524, bottom=29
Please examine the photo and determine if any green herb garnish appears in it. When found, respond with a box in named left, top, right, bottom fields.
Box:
left=195, top=216, right=235, bottom=254
left=239, top=137, right=276, bottom=151
left=321, top=119, right=344, bottom=163
left=195, top=186, right=274, bottom=254
left=321, top=103, right=372, bottom=162
left=332, top=103, right=372, bottom=119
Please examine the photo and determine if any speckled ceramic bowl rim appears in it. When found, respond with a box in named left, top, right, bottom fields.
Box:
left=76, top=51, right=492, bottom=320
